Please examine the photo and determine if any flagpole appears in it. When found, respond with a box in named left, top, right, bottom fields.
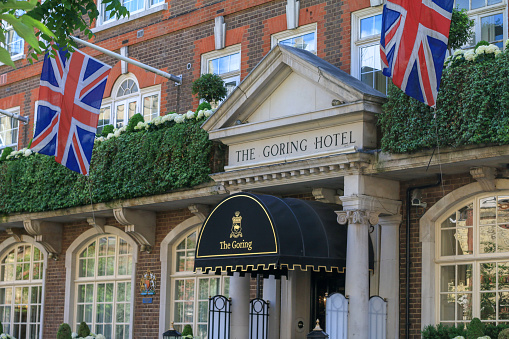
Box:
left=71, top=36, right=182, bottom=85
left=0, top=109, right=28, bottom=124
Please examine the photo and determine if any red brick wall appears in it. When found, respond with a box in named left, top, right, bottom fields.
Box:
left=399, top=173, right=475, bottom=338
left=37, top=208, right=194, bottom=338
left=0, top=0, right=373, bottom=150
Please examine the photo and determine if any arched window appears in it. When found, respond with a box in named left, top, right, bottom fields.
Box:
left=437, top=193, right=509, bottom=326
left=170, top=230, right=229, bottom=338
left=74, top=235, right=133, bottom=338
left=0, top=243, right=44, bottom=339
left=98, top=76, right=160, bottom=134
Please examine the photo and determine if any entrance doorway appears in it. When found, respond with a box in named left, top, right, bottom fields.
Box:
left=310, top=271, right=345, bottom=331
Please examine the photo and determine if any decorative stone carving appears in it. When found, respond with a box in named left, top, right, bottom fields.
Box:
left=214, top=16, right=226, bottom=50
left=470, top=166, right=497, bottom=191
left=6, top=228, right=25, bottom=242
left=312, top=188, right=342, bottom=205
left=23, top=220, right=62, bottom=255
left=113, top=208, right=156, bottom=251
left=286, top=0, right=300, bottom=30
left=336, top=210, right=380, bottom=226
left=188, top=204, right=210, bottom=222
left=87, top=217, right=107, bottom=234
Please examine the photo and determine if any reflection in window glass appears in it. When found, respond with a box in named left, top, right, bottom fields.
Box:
left=279, top=32, right=316, bottom=54
left=360, top=44, right=387, bottom=94
left=172, top=231, right=230, bottom=338
left=360, top=14, right=382, bottom=39
left=481, top=14, right=504, bottom=49
left=75, top=236, right=132, bottom=339
left=0, top=245, right=43, bottom=339
left=0, top=115, right=19, bottom=151
left=143, top=94, right=159, bottom=122
left=208, top=53, right=240, bottom=76
left=97, top=106, right=111, bottom=135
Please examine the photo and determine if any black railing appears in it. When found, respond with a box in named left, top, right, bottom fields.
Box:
left=249, top=298, right=269, bottom=339
left=208, top=295, right=231, bottom=339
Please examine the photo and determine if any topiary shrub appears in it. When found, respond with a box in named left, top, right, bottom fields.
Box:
left=196, top=101, right=212, bottom=112
left=182, top=324, right=193, bottom=338
left=56, top=323, right=72, bottom=339
left=475, top=40, right=490, bottom=51
left=0, top=147, right=13, bottom=161
left=100, top=124, right=114, bottom=137
left=499, top=328, right=509, bottom=339
left=126, top=113, right=144, bottom=132
left=191, top=73, right=227, bottom=104
left=77, top=321, right=90, bottom=338
left=467, top=318, right=485, bottom=339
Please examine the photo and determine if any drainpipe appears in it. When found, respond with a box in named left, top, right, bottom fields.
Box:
left=405, top=175, right=441, bottom=338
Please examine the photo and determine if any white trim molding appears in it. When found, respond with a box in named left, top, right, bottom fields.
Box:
left=159, top=216, right=202, bottom=337
left=64, top=226, right=139, bottom=337
left=0, top=235, right=48, bottom=339
left=419, top=179, right=509, bottom=328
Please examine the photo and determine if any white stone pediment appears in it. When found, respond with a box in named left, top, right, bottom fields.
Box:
left=202, top=45, right=386, bottom=171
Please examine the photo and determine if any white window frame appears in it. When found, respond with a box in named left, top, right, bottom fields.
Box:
left=351, top=7, right=389, bottom=95
left=64, top=226, right=138, bottom=339
left=0, top=106, right=20, bottom=152
left=435, top=192, right=509, bottom=325
left=458, top=1, right=508, bottom=49
left=0, top=237, right=47, bottom=339
left=200, top=45, right=242, bottom=105
left=73, top=235, right=133, bottom=338
left=169, top=229, right=230, bottom=337
left=94, top=0, right=167, bottom=32
left=270, top=22, right=317, bottom=54
left=99, top=75, right=161, bottom=131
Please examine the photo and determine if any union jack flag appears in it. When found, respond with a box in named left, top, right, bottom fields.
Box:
left=380, top=0, right=454, bottom=107
left=31, top=48, right=111, bottom=175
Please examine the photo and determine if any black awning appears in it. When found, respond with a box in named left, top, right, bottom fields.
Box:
left=195, top=193, right=372, bottom=275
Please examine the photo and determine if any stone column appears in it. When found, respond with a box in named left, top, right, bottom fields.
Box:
left=230, top=272, right=250, bottom=339
left=378, top=215, right=402, bottom=339
left=263, top=275, right=281, bottom=339
left=336, top=210, right=379, bottom=339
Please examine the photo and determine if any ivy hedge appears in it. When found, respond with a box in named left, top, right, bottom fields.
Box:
left=0, top=119, right=223, bottom=215
left=379, top=50, right=509, bottom=153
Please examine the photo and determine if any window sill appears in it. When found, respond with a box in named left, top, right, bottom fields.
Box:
left=92, top=3, right=168, bottom=33
left=0, top=54, right=25, bottom=67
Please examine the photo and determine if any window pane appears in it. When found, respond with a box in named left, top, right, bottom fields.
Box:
left=480, top=225, right=496, bottom=253
left=455, top=0, right=469, bottom=10
left=441, top=229, right=457, bottom=256
left=360, top=14, right=382, bottom=39
left=481, top=14, right=504, bottom=47
left=440, top=294, right=456, bottom=321
left=457, top=293, right=472, bottom=320
left=480, top=262, right=497, bottom=290
left=480, top=292, right=496, bottom=320
left=472, top=0, right=486, bottom=9
left=480, top=197, right=497, bottom=224
left=123, top=0, right=143, bottom=12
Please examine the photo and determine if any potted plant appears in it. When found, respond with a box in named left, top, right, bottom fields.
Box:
left=191, top=73, right=227, bottom=106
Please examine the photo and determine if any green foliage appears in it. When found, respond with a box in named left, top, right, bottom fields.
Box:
left=127, top=113, right=144, bottom=132
left=182, top=324, right=193, bottom=337
left=0, top=119, right=219, bottom=215
left=197, top=101, right=212, bottom=112
left=421, top=323, right=467, bottom=338
left=0, top=320, right=3, bottom=334
left=0, top=147, right=13, bottom=162
left=380, top=50, right=509, bottom=153
left=101, top=124, right=115, bottom=137
left=0, top=0, right=55, bottom=67
left=498, top=328, right=509, bottom=339
left=467, top=318, right=485, bottom=339
left=56, top=323, right=72, bottom=339
left=191, top=73, right=227, bottom=103
left=78, top=322, right=90, bottom=337
left=475, top=40, right=490, bottom=51
left=26, top=0, right=128, bottom=64
left=448, top=8, right=474, bottom=51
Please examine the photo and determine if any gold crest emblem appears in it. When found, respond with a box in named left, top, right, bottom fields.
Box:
left=230, top=211, right=243, bottom=238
